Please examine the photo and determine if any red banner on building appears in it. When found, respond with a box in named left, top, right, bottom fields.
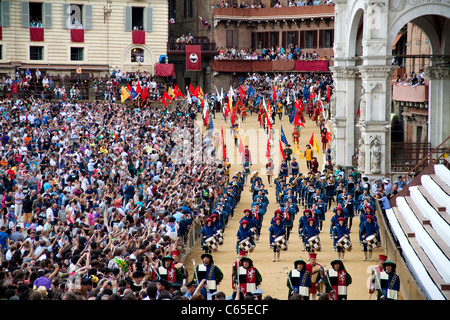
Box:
left=30, top=28, right=44, bottom=41
left=185, top=45, right=201, bottom=71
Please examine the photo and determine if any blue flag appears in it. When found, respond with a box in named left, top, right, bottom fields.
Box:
left=255, top=94, right=261, bottom=106
left=280, top=125, right=288, bottom=145
left=130, top=87, right=138, bottom=100
left=248, top=85, right=255, bottom=98
left=210, top=115, right=214, bottom=134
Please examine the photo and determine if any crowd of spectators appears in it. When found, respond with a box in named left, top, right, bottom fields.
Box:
left=394, top=70, right=426, bottom=87
left=215, top=0, right=334, bottom=8
left=0, top=93, right=230, bottom=300
left=214, top=45, right=330, bottom=61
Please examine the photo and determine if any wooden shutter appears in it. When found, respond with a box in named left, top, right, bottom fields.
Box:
left=62, top=3, right=70, bottom=29
left=22, top=2, right=29, bottom=28
left=43, top=3, right=52, bottom=28
left=318, top=30, right=324, bottom=48
left=299, top=30, right=305, bottom=49
left=2, top=1, right=10, bottom=27
left=312, top=30, right=318, bottom=48
left=282, top=31, right=287, bottom=48
left=125, top=6, right=132, bottom=31
left=251, top=32, right=256, bottom=49
left=293, top=31, right=299, bottom=47
left=84, top=5, right=93, bottom=30
left=145, top=7, right=153, bottom=32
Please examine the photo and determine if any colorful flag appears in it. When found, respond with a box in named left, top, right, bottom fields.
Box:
left=174, top=84, right=184, bottom=98
left=280, top=125, right=288, bottom=145
left=327, top=85, right=331, bottom=102
left=221, top=126, right=226, bottom=160
left=186, top=45, right=202, bottom=71
left=121, top=86, right=130, bottom=103
left=239, top=137, right=244, bottom=154
left=310, top=133, right=321, bottom=155
left=294, top=141, right=303, bottom=159
left=199, top=16, right=210, bottom=28
left=265, top=137, right=271, bottom=159
left=168, top=86, right=176, bottom=99
left=294, top=112, right=305, bottom=127
left=136, top=82, right=142, bottom=94
left=356, top=103, right=361, bottom=117
left=279, top=139, right=285, bottom=160
left=162, top=91, right=172, bottom=107
left=141, top=85, right=149, bottom=100
left=273, top=86, right=277, bottom=101
left=130, top=87, right=138, bottom=100
left=248, top=85, right=255, bottom=98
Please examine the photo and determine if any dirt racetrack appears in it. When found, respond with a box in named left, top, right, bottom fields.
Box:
left=185, top=109, right=386, bottom=300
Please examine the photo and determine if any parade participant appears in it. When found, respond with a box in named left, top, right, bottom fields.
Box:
left=265, top=158, right=274, bottom=186
left=236, top=219, right=255, bottom=254
left=287, top=259, right=312, bottom=300
left=333, top=217, right=351, bottom=261
left=157, top=255, right=184, bottom=285
left=200, top=218, right=217, bottom=254
left=303, top=144, right=313, bottom=170
left=172, top=250, right=189, bottom=286
left=290, top=157, right=299, bottom=177
left=279, top=159, right=289, bottom=182
left=298, top=209, right=315, bottom=252
left=269, top=216, right=286, bottom=262
left=311, top=156, right=319, bottom=174
left=361, top=214, right=380, bottom=261
left=330, top=206, right=345, bottom=247
left=284, top=144, right=293, bottom=170
left=343, top=194, right=355, bottom=231
left=369, top=254, right=387, bottom=295
left=292, top=126, right=300, bottom=145
left=377, top=260, right=400, bottom=300
left=324, top=259, right=352, bottom=300
left=306, top=253, right=324, bottom=300
left=233, top=256, right=262, bottom=296
left=302, top=217, right=321, bottom=253
left=193, top=253, right=224, bottom=298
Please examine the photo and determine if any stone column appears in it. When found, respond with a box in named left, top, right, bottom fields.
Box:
left=357, top=65, right=396, bottom=177
left=425, top=63, right=450, bottom=148
left=329, top=66, right=360, bottom=168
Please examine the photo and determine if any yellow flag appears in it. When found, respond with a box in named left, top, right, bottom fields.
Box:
left=240, top=126, right=247, bottom=145
left=121, top=86, right=130, bottom=103
left=313, top=135, right=321, bottom=156
left=294, top=141, right=303, bottom=159
left=168, top=86, right=176, bottom=99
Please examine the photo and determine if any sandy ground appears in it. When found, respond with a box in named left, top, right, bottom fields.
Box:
left=185, top=108, right=386, bottom=300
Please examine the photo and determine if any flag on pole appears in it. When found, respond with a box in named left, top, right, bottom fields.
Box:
left=279, top=139, right=285, bottom=160
left=162, top=91, right=172, bottom=107
left=265, top=137, right=271, bottom=159
left=121, top=86, right=130, bottom=103
left=239, top=137, right=244, bottom=154
left=174, top=84, right=184, bottom=98
left=327, top=85, right=331, bottom=102
left=294, top=141, right=303, bottom=159
left=294, top=112, right=305, bottom=127
left=280, top=125, right=288, bottom=145
left=168, top=86, right=176, bottom=99
left=221, top=126, right=226, bottom=160
left=273, top=86, right=277, bottom=101
left=141, top=85, right=149, bottom=100
left=309, top=133, right=321, bottom=155
left=136, top=82, right=142, bottom=94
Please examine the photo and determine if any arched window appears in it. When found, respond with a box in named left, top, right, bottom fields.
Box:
left=131, top=48, right=144, bottom=62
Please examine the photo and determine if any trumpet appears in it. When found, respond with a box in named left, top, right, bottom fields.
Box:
left=325, top=169, right=331, bottom=179
left=290, top=175, right=300, bottom=188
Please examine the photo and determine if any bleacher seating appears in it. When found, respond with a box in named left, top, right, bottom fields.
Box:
left=386, top=162, right=450, bottom=300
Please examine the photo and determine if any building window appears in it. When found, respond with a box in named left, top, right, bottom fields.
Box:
left=226, top=30, right=238, bottom=48
left=131, top=48, right=144, bottom=62
left=132, top=7, right=144, bottom=30
left=29, top=2, right=43, bottom=27
left=305, top=31, right=314, bottom=48
left=324, top=30, right=333, bottom=48
left=184, top=0, right=193, bottom=18
left=30, top=46, right=44, bottom=60
left=71, top=47, right=84, bottom=61
left=69, top=4, right=83, bottom=29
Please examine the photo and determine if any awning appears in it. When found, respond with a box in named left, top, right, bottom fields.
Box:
left=392, top=33, right=403, bottom=50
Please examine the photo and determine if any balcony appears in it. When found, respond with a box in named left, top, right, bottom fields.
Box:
left=213, top=4, right=335, bottom=22
left=167, top=37, right=217, bottom=56
left=392, top=82, right=429, bottom=103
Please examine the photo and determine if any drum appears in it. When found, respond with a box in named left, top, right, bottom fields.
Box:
left=205, top=236, right=218, bottom=251
left=239, top=238, right=254, bottom=252
left=337, top=236, right=352, bottom=251
left=365, top=234, right=379, bottom=249
left=274, top=235, right=288, bottom=251
left=307, top=236, right=321, bottom=250
left=216, top=230, right=224, bottom=245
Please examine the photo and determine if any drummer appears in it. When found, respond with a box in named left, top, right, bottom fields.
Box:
left=200, top=218, right=217, bottom=254
left=236, top=219, right=255, bottom=254
left=269, top=216, right=286, bottom=262
left=298, top=209, right=316, bottom=252
left=332, top=217, right=351, bottom=261
left=302, top=217, right=321, bottom=253
left=361, top=214, right=380, bottom=261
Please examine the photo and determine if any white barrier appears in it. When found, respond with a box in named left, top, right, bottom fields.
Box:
left=434, top=164, right=450, bottom=189
left=396, top=197, right=450, bottom=283
left=385, top=208, right=445, bottom=300
left=421, top=175, right=450, bottom=212
left=409, top=186, right=450, bottom=245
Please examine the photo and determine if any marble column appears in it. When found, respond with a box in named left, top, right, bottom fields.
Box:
left=357, top=65, right=397, bottom=177
left=329, top=66, right=360, bottom=168
left=425, top=63, right=450, bottom=148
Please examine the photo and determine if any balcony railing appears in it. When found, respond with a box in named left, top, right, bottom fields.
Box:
left=392, top=82, right=428, bottom=103
left=213, top=4, right=335, bottom=21
left=167, top=37, right=217, bottom=55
